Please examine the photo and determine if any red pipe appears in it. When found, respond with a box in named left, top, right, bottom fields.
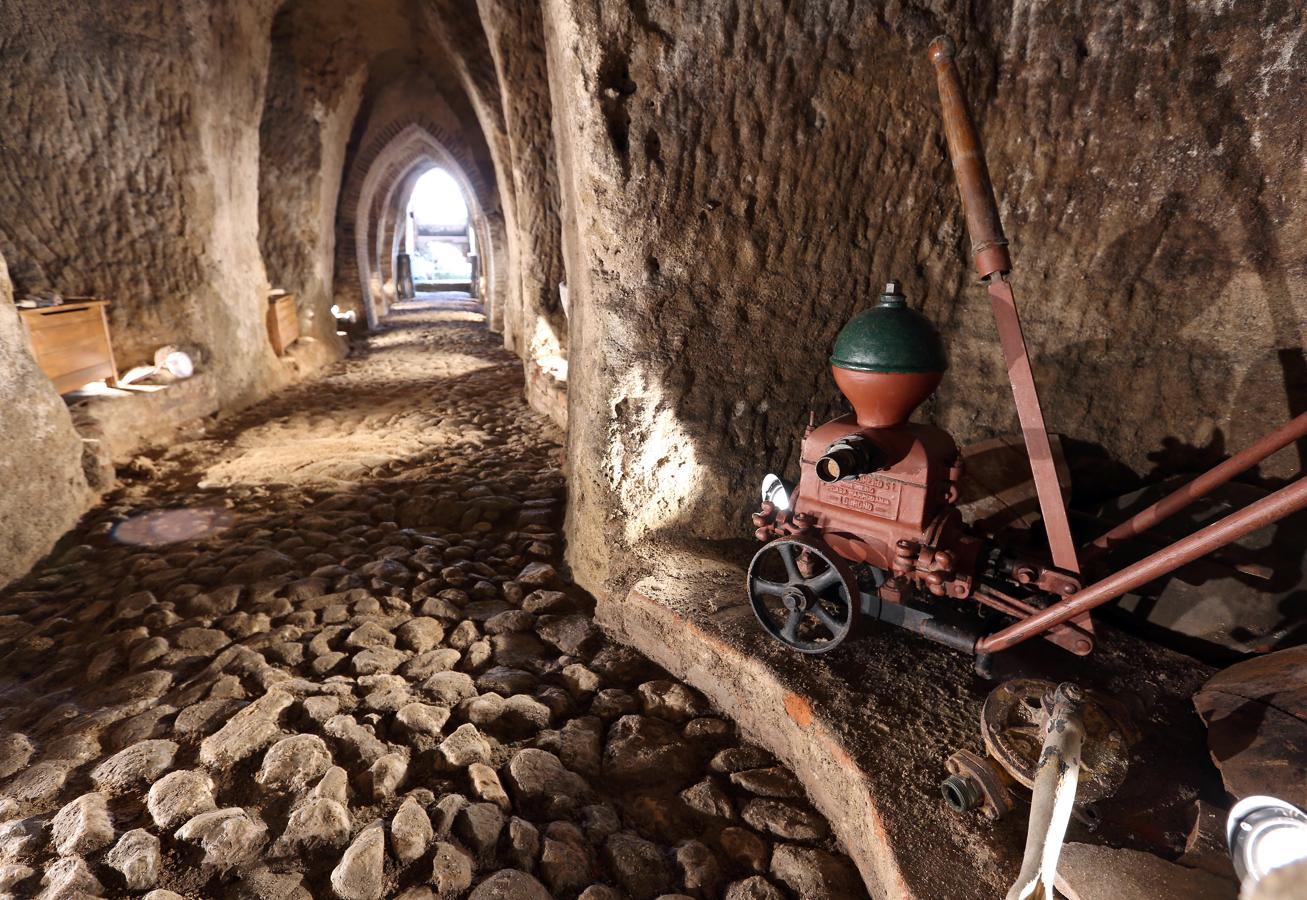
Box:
left=927, top=36, right=1079, bottom=575
left=928, top=35, right=1012, bottom=280
left=977, top=474, right=1307, bottom=653
left=1086, top=410, right=1307, bottom=558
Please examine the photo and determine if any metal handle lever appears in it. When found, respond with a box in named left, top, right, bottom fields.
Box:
left=928, top=35, right=1012, bottom=280
left=929, top=34, right=1082, bottom=579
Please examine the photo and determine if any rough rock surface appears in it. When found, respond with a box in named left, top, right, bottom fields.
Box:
left=1054, top=842, right=1238, bottom=900
left=332, top=822, right=387, bottom=900
left=0, top=276, right=92, bottom=586
left=50, top=792, right=114, bottom=856
left=770, top=844, right=865, bottom=899
left=174, top=808, right=269, bottom=870
left=91, top=739, right=178, bottom=793
left=1194, top=645, right=1307, bottom=807
left=257, top=734, right=334, bottom=793
left=147, top=770, right=217, bottom=829
left=542, top=0, right=1307, bottom=604
left=106, top=828, right=164, bottom=890
left=0, top=300, right=865, bottom=897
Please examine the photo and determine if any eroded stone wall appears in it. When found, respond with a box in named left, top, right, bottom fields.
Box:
left=542, top=0, right=1307, bottom=595
left=0, top=0, right=294, bottom=585
left=0, top=253, right=92, bottom=582
left=0, top=0, right=509, bottom=586
left=257, top=2, right=367, bottom=350
left=0, top=0, right=286, bottom=392
left=480, top=0, right=568, bottom=365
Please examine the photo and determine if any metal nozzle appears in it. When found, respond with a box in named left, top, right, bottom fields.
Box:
left=941, top=774, right=983, bottom=813
left=816, top=435, right=885, bottom=483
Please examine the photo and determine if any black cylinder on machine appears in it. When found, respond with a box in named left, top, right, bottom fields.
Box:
left=816, top=434, right=886, bottom=483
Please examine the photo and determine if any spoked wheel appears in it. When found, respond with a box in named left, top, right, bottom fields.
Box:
left=980, top=678, right=1134, bottom=803
left=747, top=536, right=859, bottom=653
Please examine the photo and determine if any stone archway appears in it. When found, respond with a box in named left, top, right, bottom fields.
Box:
left=353, top=124, right=492, bottom=327
left=337, top=120, right=507, bottom=330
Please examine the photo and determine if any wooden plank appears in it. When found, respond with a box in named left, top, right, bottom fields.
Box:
left=18, top=299, right=109, bottom=314
left=267, top=294, right=299, bottom=356
left=32, top=339, right=110, bottom=375
left=277, top=303, right=297, bottom=333
left=50, top=362, right=114, bottom=395
left=18, top=301, right=119, bottom=394
left=98, top=304, right=119, bottom=386
left=26, top=317, right=104, bottom=349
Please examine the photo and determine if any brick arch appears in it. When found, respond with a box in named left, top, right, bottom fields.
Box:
left=336, top=120, right=506, bottom=329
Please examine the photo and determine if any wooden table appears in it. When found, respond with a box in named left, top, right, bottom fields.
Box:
left=19, top=299, right=119, bottom=394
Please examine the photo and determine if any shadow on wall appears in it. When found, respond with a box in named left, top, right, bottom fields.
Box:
left=1033, top=196, right=1241, bottom=487
left=1185, top=49, right=1307, bottom=477
left=537, top=0, right=1307, bottom=614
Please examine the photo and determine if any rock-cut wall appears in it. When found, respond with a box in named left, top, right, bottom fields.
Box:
left=0, top=0, right=523, bottom=588
left=0, top=253, right=92, bottom=581
left=479, top=0, right=568, bottom=364
left=543, top=0, right=1307, bottom=596
left=257, top=1, right=367, bottom=353
left=0, top=0, right=294, bottom=584
left=0, top=0, right=384, bottom=586
left=0, top=0, right=287, bottom=396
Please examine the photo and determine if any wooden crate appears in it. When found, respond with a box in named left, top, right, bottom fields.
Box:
left=19, top=300, right=119, bottom=394
left=267, top=293, right=299, bottom=356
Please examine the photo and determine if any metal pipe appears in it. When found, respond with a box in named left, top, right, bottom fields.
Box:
left=928, top=35, right=1079, bottom=575
left=1071, top=509, right=1273, bottom=579
left=816, top=435, right=886, bottom=484
left=977, top=474, right=1307, bottom=653
left=1006, top=684, right=1086, bottom=900
left=1085, top=410, right=1307, bottom=558
left=928, top=35, right=1011, bottom=280
left=870, top=595, right=981, bottom=654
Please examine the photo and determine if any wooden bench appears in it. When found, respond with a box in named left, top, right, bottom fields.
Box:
left=19, top=299, right=119, bottom=394
left=267, top=292, right=299, bottom=356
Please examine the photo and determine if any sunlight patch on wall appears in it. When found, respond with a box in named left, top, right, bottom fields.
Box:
left=608, top=378, right=702, bottom=544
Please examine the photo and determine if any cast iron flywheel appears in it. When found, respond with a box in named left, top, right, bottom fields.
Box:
left=747, top=535, right=859, bottom=653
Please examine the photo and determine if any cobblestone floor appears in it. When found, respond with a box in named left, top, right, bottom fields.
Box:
left=0, top=295, right=868, bottom=899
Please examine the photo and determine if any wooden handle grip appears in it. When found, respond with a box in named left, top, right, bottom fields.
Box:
left=928, top=35, right=1011, bottom=279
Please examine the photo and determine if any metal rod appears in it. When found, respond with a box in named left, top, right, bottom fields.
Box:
left=975, top=586, right=1093, bottom=655
left=987, top=279, right=1081, bottom=574
left=1070, top=509, right=1273, bottom=580
left=928, top=35, right=1080, bottom=575
left=1085, top=410, right=1307, bottom=558
left=977, top=475, right=1307, bottom=653
left=867, top=593, right=982, bottom=654
left=928, top=36, right=1011, bottom=280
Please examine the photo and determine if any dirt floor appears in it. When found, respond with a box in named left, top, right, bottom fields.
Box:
left=0, top=294, right=866, bottom=898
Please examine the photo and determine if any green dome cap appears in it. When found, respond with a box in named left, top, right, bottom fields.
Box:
left=829, top=280, right=948, bottom=374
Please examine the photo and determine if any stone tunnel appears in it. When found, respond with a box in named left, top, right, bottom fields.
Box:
left=0, top=1, right=1305, bottom=898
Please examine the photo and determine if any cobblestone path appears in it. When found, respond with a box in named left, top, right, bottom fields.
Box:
left=0, top=296, right=866, bottom=899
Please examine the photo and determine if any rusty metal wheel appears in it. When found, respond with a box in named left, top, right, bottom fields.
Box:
left=980, top=677, right=1135, bottom=803
left=747, top=536, right=859, bottom=654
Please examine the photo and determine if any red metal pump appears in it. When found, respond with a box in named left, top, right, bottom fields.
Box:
left=745, top=36, right=1307, bottom=665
